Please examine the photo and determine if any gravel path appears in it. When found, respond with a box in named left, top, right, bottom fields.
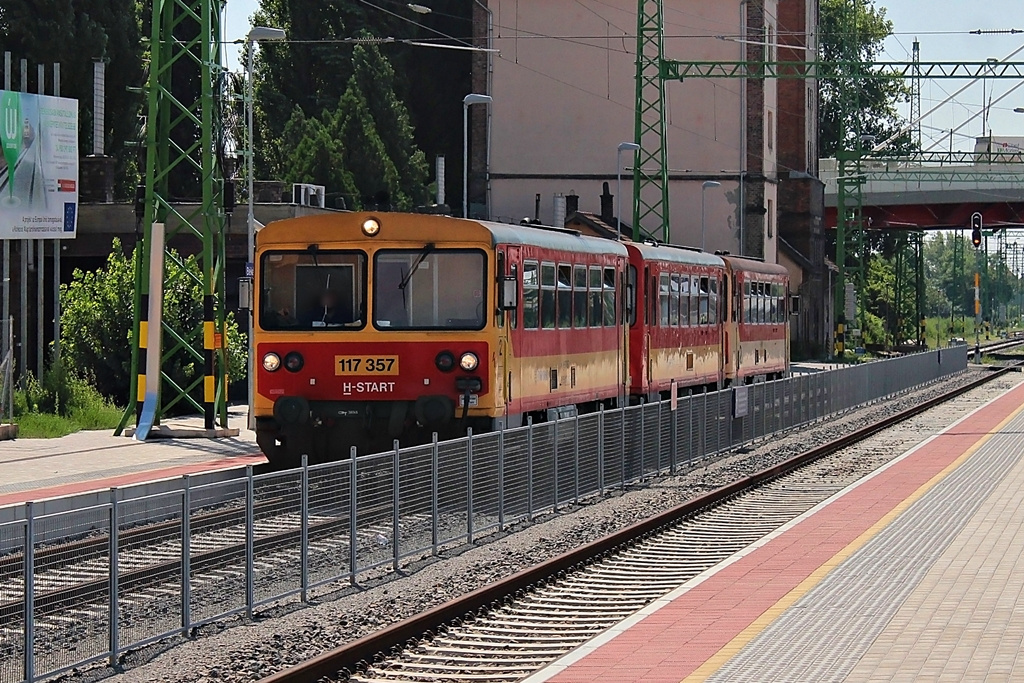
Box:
left=59, top=368, right=1014, bottom=683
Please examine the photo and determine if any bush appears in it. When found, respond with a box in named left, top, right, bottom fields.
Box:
left=60, top=238, right=246, bottom=410
left=13, top=356, right=123, bottom=437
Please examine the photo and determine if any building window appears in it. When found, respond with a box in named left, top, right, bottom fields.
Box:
left=767, top=198, right=774, bottom=238
left=767, top=110, right=774, bottom=151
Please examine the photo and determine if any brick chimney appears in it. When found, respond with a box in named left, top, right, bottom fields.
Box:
left=600, top=182, right=614, bottom=224
left=566, top=191, right=579, bottom=215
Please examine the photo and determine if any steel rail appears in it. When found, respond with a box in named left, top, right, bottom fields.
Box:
left=259, top=364, right=1017, bottom=683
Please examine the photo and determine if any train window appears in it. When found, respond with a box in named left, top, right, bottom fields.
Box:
left=373, top=249, right=486, bottom=330
left=541, top=263, right=556, bottom=329
left=557, top=265, right=573, bottom=328
left=589, top=266, right=603, bottom=327
left=659, top=273, right=670, bottom=326
left=743, top=281, right=752, bottom=324
left=669, top=274, right=680, bottom=327
left=710, top=278, right=719, bottom=323
left=758, top=283, right=767, bottom=324
left=573, top=265, right=588, bottom=328
left=523, top=261, right=539, bottom=329
left=603, top=268, right=616, bottom=326
left=690, top=276, right=700, bottom=326
left=259, top=250, right=367, bottom=331
left=628, top=265, right=638, bottom=327
left=699, top=277, right=710, bottom=325
left=680, top=274, right=690, bottom=327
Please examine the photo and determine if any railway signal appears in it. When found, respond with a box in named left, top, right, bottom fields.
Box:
left=971, top=212, right=983, bottom=248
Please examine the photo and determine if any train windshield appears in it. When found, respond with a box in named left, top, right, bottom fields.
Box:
left=258, top=250, right=367, bottom=330
left=373, top=249, right=486, bottom=330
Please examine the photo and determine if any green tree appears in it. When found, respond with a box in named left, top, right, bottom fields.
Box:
left=818, top=0, right=914, bottom=157
left=273, top=38, right=429, bottom=209
left=0, top=0, right=144, bottom=198
left=250, top=0, right=469, bottom=204
left=61, top=239, right=246, bottom=409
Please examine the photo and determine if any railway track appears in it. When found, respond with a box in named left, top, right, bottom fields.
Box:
left=260, top=364, right=1018, bottom=683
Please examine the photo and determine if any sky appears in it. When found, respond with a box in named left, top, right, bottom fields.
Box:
left=221, top=0, right=1024, bottom=154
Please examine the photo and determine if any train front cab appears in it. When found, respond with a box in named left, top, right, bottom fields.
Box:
left=722, top=256, right=790, bottom=384
left=253, top=213, right=508, bottom=467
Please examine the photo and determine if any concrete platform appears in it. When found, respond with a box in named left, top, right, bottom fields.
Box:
left=526, top=379, right=1024, bottom=683
left=0, top=404, right=264, bottom=508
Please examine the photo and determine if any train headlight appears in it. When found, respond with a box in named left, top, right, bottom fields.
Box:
left=435, top=350, right=456, bottom=372
left=284, top=351, right=304, bottom=373
left=459, top=352, right=479, bottom=372
left=361, top=217, right=381, bottom=237
left=262, top=353, right=282, bottom=372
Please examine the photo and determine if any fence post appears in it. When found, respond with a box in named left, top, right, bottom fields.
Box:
left=573, top=412, right=580, bottom=504
left=670, top=396, right=678, bottom=474
left=392, top=442, right=401, bottom=569
left=108, top=489, right=119, bottom=665
left=466, top=430, right=474, bottom=544
left=552, top=419, right=559, bottom=513
left=181, top=475, right=191, bottom=634
left=349, top=447, right=359, bottom=584
left=639, top=399, right=646, bottom=479
left=24, top=501, right=34, bottom=683
left=598, top=405, right=605, bottom=494
left=430, top=435, right=439, bottom=554
left=527, top=417, right=534, bottom=521
left=497, top=427, right=505, bottom=531
left=620, top=405, right=627, bottom=491
left=301, top=454, right=309, bottom=601
left=245, top=465, right=254, bottom=618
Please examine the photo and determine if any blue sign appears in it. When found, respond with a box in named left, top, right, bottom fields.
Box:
left=245, top=262, right=254, bottom=278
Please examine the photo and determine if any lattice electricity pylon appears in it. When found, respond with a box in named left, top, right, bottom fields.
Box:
left=631, top=0, right=670, bottom=242
left=116, top=0, right=230, bottom=433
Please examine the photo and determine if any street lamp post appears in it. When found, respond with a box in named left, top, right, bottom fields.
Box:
left=616, top=142, right=640, bottom=240
left=463, top=93, right=492, bottom=219
left=700, top=180, right=721, bottom=252
left=245, top=26, right=286, bottom=430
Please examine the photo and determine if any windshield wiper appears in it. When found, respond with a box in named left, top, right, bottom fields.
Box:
left=398, top=243, right=435, bottom=291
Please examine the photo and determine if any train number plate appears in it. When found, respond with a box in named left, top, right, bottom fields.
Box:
left=334, top=356, right=399, bottom=375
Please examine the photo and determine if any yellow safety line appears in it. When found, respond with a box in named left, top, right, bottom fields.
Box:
left=681, top=398, right=1024, bottom=683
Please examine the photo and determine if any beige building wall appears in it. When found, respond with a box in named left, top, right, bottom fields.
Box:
left=481, top=0, right=772, bottom=257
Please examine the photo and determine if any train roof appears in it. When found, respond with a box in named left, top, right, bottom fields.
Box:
left=626, top=240, right=726, bottom=268
left=258, top=212, right=629, bottom=257
left=721, top=254, right=790, bottom=277
left=481, top=220, right=629, bottom=256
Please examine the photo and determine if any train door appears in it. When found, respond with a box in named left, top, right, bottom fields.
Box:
left=720, top=274, right=729, bottom=387
left=504, top=246, right=521, bottom=419
left=644, top=265, right=653, bottom=390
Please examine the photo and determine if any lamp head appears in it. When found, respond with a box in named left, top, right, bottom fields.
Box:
left=463, top=93, right=493, bottom=106
left=246, top=26, right=287, bottom=43
left=702, top=180, right=722, bottom=189
left=617, top=142, right=641, bottom=152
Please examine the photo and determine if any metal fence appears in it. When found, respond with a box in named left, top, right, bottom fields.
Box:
left=0, top=347, right=967, bottom=683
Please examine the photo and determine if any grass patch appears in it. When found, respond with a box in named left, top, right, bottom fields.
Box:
left=12, top=357, right=124, bottom=438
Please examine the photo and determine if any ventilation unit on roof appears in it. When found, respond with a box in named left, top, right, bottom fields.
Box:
left=292, top=183, right=326, bottom=208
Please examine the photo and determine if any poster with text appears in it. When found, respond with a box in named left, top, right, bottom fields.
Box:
left=0, top=90, right=78, bottom=239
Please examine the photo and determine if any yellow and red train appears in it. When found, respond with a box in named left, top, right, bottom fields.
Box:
left=253, top=212, right=789, bottom=467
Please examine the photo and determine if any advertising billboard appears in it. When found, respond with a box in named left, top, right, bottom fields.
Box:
left=0, top=90, right=78, bottom=239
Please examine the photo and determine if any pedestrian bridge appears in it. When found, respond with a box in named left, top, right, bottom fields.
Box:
left=820, top=157, right=1024, bottom=230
